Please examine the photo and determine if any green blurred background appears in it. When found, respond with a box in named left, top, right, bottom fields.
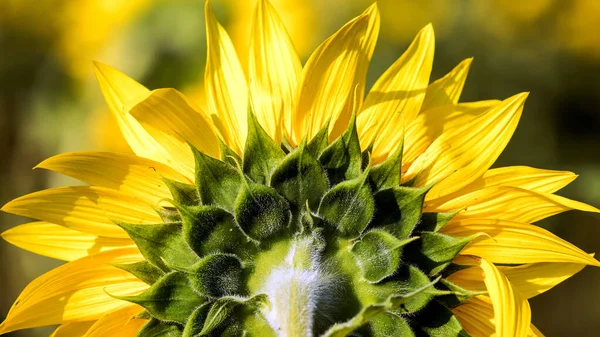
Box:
left=1, top=0, right=599, bottom=336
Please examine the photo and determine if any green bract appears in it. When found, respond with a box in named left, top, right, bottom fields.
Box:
left=118, top=111, right=479, bottom=337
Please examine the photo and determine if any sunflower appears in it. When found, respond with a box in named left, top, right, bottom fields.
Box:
left=1, top=1, right=598, bottom=336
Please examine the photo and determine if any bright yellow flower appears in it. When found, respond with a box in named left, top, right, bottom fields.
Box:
left=1, top=1, right=598, bottom=336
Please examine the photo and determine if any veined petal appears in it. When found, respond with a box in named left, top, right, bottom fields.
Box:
left=129, top=88, right=220, bottom=172
left=453, top=296, right=543, bottom=337
left=357, top=24, right=434, bottom=160
left=1, top=221, right=135, bottom=261
left=36, top=151, right=190, bottom=205
left=50, top=321, right=95, bottom=337
left=448, top=260, right=590, bottom=299
left=427, top=186, right=600, bottom=223
left=480, top=258, right=531, bottom=337
left=420, top=58, right=472, bottom=112
left=294, top=3, right=380, bottom=143
left=205, top=0, right=247, bottom=154
left=84, top=305, right=146, bottom=337
left=402, top=100, right=498, bottom=169
left=1, top=186, right=161, bottom=238
left=92, top=62, right=183, bottom=171
left=442, top=218, right=600, bottom=265
left=0, top=248, right=147, bottom=334
left=428, top=166, right=578, bottom=203
left=408, top=93, right=528, bottom=199
left=249, top=0, right=302, bottom=143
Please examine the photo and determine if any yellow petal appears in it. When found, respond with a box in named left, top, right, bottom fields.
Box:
left=428, top=166, right=578, bottom=203
left=36, top=151, right=190, bottom=205
left=1, top=221, right=135, bottom=261
left=480, top=258, right=531, bottom=337
left=50, top=321, right=95, bottom=337
left=453, top=296, right=543, bottom=337
left=84, top=305, right=146, bottom=337
left=442, top=218, right=600, bottom=265
left=428, top=186, right=600, bottom=223
left=294, top=3, right=380, bottom=143
left=420, top=58, right=472, bottom=111
left=448, top=259, right=590, bottom=299
left=249, top=0, right=302, bottom=143
left=0, top=248, right=147, bottom=334
left=357, top=23, right=434, bottom=159
left=408, top=93, right=528, bottom=199
left=403, top=100, right=498, bottom=169
left=92, top=62, right=184, bottom=171
left=129, top=88, right=221, bottom=172
left=205, top=0, right=248, bottom=154
left=1, top=186, right=161, bottom=238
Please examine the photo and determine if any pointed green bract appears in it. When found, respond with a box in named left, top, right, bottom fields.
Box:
left=318, top=114, right=362, bottom=184
left=411, top=300, right=470, bottom=337
left=437, top=278, right=486, bottom=308
left=116, top=261, right=164, bottom=285
left=370, top=313, right=414, bottom=337
left=188, top=253, right=245, bottom=298
left=243, top=109, right=285, bottom=184
left=162, top=178, right=200, bottom=206
left=218, top=137, right=243, bottom=167
left=372, top=185, right=431, bottom=239
left=307, top=120, right=331, bottom=158
left=369, top=140, right=403, bottom=191
left=138, top=318, right=183, bottom=337
left=405, top=232, right=478, bottom=276
left=417, top=210, right=460, bottom=233
left=193, top=146, right=241, bottom=211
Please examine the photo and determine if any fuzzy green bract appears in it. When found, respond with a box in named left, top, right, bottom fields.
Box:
left=117, top=111, right=477, bottom=337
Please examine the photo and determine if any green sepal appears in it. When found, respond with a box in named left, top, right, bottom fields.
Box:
left=436, top=278, right=486, bottom=308
left=307, top=119, right=330, bottom=158
left=410, top=300, right=470, bottom=337
left=390, top=265, right=440, bottom=314
left=321, top=275, right=439, bottom=337
left=318, top=114, right=362, bottom=185
left=179, top=205, right=249, bottom=256
left=197, top=294, right=268, bottom=335
left=182, top=303, right=211, bottom=337
left=115, top=261, right=164, bottom=285
left=368, top=140, right=403, bottom=191
left=137, top=318, right=183, bottom=337
left=117, top=222, right=199, bottom=271
left=270, top=139, right=329, bottom=211
left=217, top=137, right=242, bottom=168
left=120, top=271, right=205, bottom=325
left=370, top=313, right=415, bottom=337
left=187, top=253, right=245, bottom=298
left=405, top=232, right=478, bottom=276
left=317, top=169, right=374, bottom=237
left=193, top=145, right=241, bottom=211
left=157, top=207, right=182, bottom=223
left=162, top=177, right=200, bottom=206
left=416, top=210, right=461, bottom=233
left=371, top=185, right=431, bottom=239
left=351, top=230, right=418, bottom=283
left=234, top=181, right=291, bottom=241
left=135, top=310, right=153, bottom=320
left=243, top=109, right=285, bottom=184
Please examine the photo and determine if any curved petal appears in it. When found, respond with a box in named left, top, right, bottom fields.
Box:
left=420, top=57, right=472, bottom=112
left=50, top=321, right=94, bottom=337
left=84, top=305, right=146, bottom=337
left=205, top=0, right=248, bottom=154
left=357, top=24, right=434, bottom=160
left=442, top=218, right=600, bottom=265
left=0, top=248, right=147, bottom=334
left=36, top=152, right=190, bottom=205
left=249, top=0, right=302, bottom=143
left=294, top=3, right=380, bottom=143
left=92, top=62, right=184, bottom=172
left=403, top=100, right=498, bottom=169
left=1, top=186, right=161, bottom=238
left=1, top=221, right=135, bottom=261
left=408, top=92, right=528, bottom=199
left=428, top=166, right=578, bottom=203
left=480, top=259, right=531, bottom=337
left=427, top=186, right=600, bottom=223
left=129, top=88, right=221, bottom=172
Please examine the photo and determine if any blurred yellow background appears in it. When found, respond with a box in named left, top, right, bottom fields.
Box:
left=1, top=0, right=600, bottom=336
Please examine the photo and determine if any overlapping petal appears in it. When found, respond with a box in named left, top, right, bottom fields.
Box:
left=249, top=0, right=302, bottom=143
left=294, top=3, right=380, bottom=143
left=1, top=186, right=161, bottom=238
left=1, top=222, right=135, bottom=261
left=0, top=248, right=147, bottom=334
left=84, top=305, right=146, bottom=337
left=205, top=0, right=248, bottom=154
left=50, top=321, right=95, bottom=337
left=36, top=151, right=190, bottom=205
left=420, top=58, right=472, bottom=111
